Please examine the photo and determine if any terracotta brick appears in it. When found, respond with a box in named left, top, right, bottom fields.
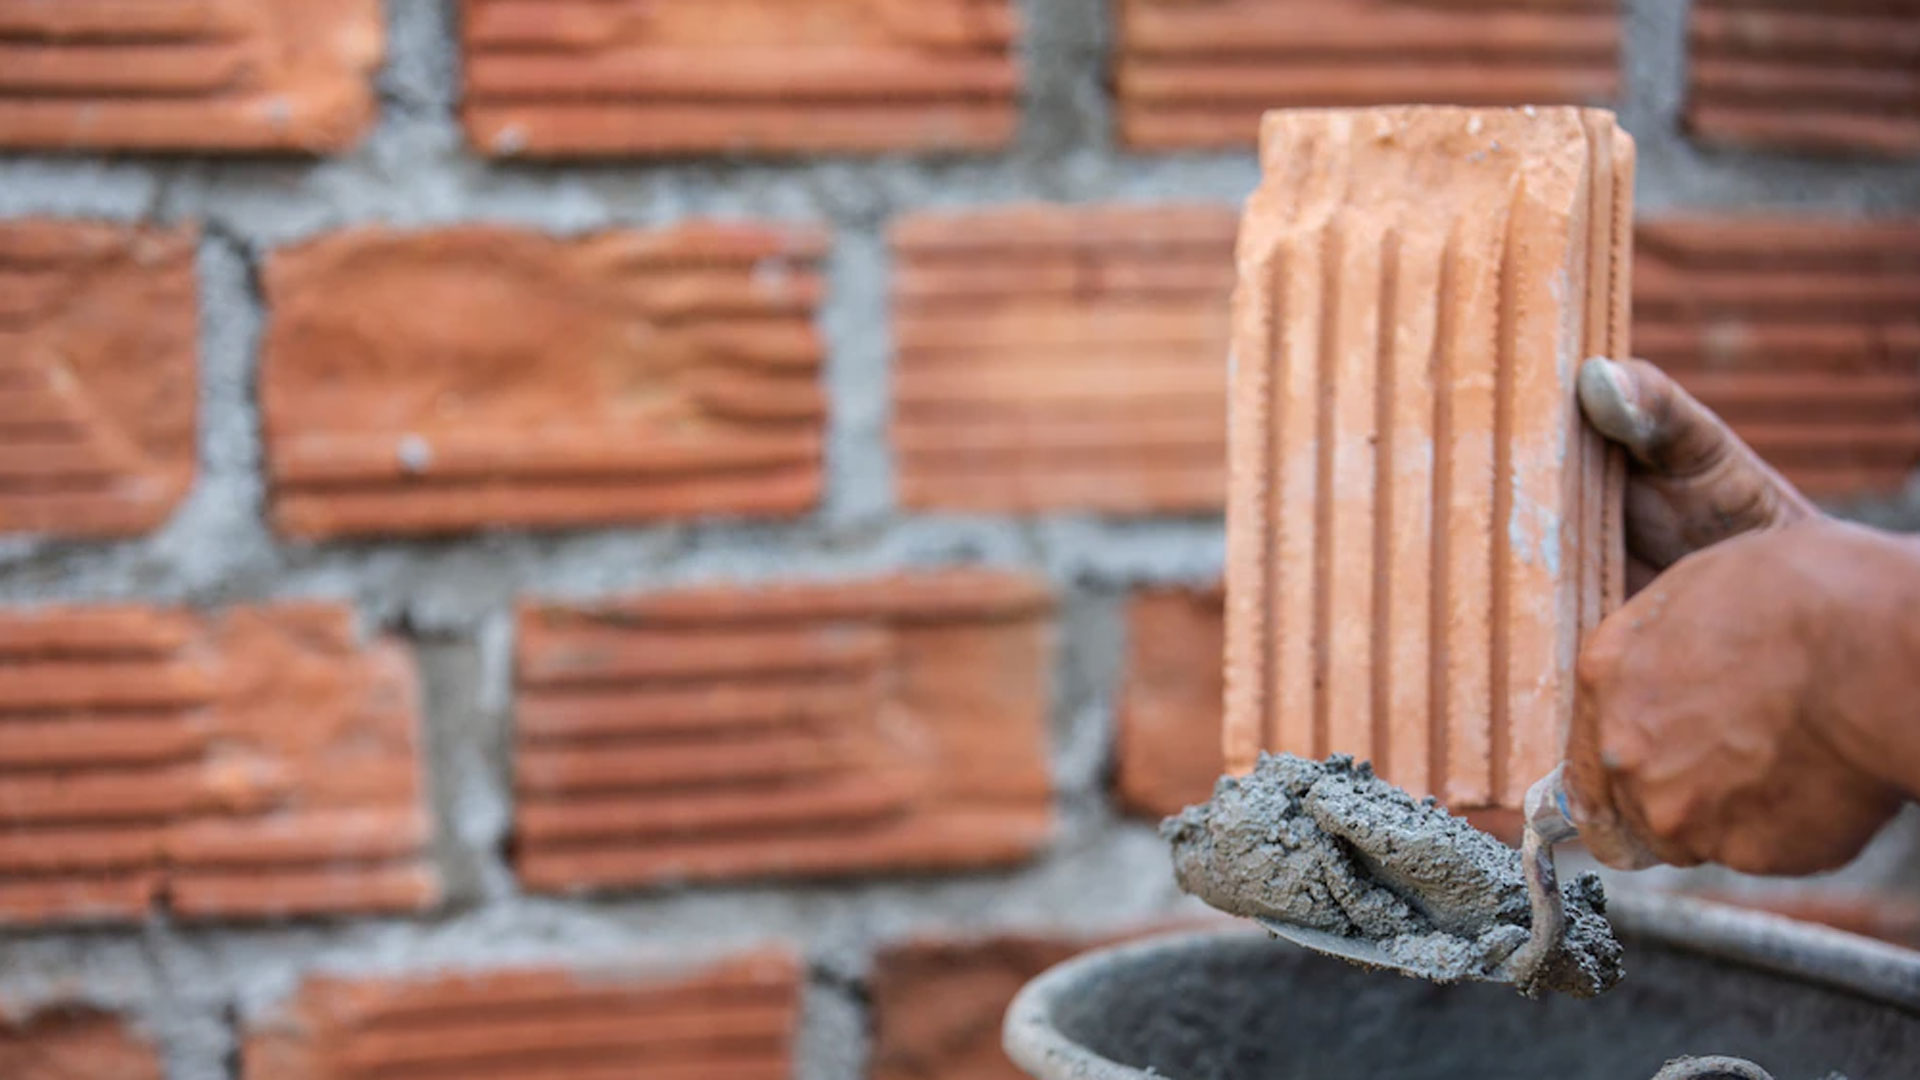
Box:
left=1224, top=107, right=1633, bottom=811
left=1115, top=0, right=1621, bottom=150
left=0, top=222, right=197, bottom=538
left=460, top=0, right=1020, bottom=158
left=1114, top=587, right=1224, bottom=819
left=0, top=603, right=438, bottom=925
left=0, top=1006, right=163, bottom=1080
left=1687, top=1, right=1920, bottom=157
left=0, top=0, right=381, bottom=153
left=261, top=224, right=829, bottom=539
left=891, top=205, right=1235, bottom=514
left=870, top=936, right=1084, bottom=1080
left=513, top=572, right=1054, bottom=893
left=1635, top=218, right=1920, bottom=499
left=245, top=948, right=801, bottom=1080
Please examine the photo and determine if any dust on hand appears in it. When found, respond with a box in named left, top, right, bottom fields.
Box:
left=1162, top=753, right=1623, bottom=998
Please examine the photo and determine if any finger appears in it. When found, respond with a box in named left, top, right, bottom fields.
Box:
left=1566, top=621, right=1665, bottom=871
left=1626, top=552, right=1659, bottom=596
left=1580, top=357, right=1817, bottom=566
left=1578, top=357, right=1735, bottom=477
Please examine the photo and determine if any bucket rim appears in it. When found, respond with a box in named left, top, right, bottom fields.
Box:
left=1002, top=890, right=1920, bottom=1080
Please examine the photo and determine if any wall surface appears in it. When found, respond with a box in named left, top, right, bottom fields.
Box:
left=0, top=1, right=1917, bottom=1077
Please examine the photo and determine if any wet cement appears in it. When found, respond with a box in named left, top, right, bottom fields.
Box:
left=1162, top=753, right=1623, bottom=998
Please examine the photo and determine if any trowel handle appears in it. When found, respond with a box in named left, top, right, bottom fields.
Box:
left=1524, top=764, right=1579, bottom=846
left=1509, top=765, right=1579, bottom=992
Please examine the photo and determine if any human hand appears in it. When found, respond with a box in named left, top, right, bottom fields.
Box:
left=1575, top=357, right=1818, bottom=592
left=1567, top=358, right=1919, bottom=873
left=1565, top=517, right=1920, bottom=874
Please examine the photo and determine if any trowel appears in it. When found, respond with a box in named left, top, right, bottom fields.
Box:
left=1252, top=765, right=1582, bottom=993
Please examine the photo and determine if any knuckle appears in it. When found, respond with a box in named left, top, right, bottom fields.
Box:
left=1575, top=635, right=1621, bottom=691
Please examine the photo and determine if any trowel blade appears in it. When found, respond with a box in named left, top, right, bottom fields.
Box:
left=1252, top=917, right=1512, bottom=986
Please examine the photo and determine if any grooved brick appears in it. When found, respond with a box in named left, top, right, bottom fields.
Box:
left=0, top=222, right=197, bottom=538
left=1115, top=0, right=1621, bottom=150
left=891, top=205, right=1236, bottom=513
left=870, top=936, right=1084, bottom=1080
left=1687, top=1, right=1920, bottom=157
left=261, top=224, right=830, bottom=539
left=1224, top=107, right=1632, bottom=811
left=0, top=604, right=438, bottom=925
left=244, top=949, right=802, bottom=1080
left=1635, top=218, right=1920, bottom=498
left=0, top=0, right=382, bottom=153
left=513, top=572, right=1054, bottom=893
left=0, top=1006, right=163, bottom=1080
left=1114, top=587, right=1224, bottom=819
left=460, top=0, right=1020, bottom=157
left=868, top=924, right=1231, bottom=1080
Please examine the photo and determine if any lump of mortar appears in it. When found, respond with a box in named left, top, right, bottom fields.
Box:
left=1162, top=752, right=1623, bottom=998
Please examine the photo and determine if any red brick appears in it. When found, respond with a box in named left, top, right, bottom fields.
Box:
left=1635, top=218, right=1920, bottom=499
left=261, top=224, right=829, bottom=539
left=1225, top=108, right=1632, bottom=811
left=513, top=572, right=1054, bottom=893
left=0, top=1, right=382, bottom=153
left=891, top=205, right=1234, bottom=514
left=460, top=0, right=1020, bottom=157
left=0, top=1006, right=163, bottom=1080
left=1687, top=1, right=1920, bottom=157
left=245, top=948, right=801, bottom=1080
left=1114, top=0, right=1621, bottom=150
left=0, top=222, right=197, bottom=538
left=868, top=923, right=1232, bottom=1080
left=1114, top=587, right=1224, bottom=819
left=870, top=936, right=1084, bottom=1080
left=0, top=603, right=438, bottom=925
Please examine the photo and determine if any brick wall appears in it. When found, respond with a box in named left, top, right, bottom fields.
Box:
left=0, top=2, right=1916, bottom=1078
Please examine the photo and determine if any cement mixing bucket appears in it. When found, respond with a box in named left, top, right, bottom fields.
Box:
left=1005, top=893, right=1920, bottom=1079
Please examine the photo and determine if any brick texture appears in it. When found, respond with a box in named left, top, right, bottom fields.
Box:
left=0, top=1006, right=163, bottom=1080
left=0, top=604, right=437, bottom=925
left=1114, top=0, right=1621, bottom=150
left=1636, top=218, right=1920, bottom=499
left=1224, top=107, right=1632, bottom=811
left=870, top=936, right=1083, bottom=1080
left=891, top=205, right=1235, bottom=513
left=261, top=224, right=829, bottom=539
left=1687, top=1, right=1920, bottom=157
left=513, top=572, right=1055, bottom=894
left=244, top=949, right=802, bottom=1080
left=0, top=0, right=382, bottom=153
left=1114, top=587, right=1223, bottom=819
left=0, top=222, right=197, bottom=538
left=461, top=0, right=1020, bottom=158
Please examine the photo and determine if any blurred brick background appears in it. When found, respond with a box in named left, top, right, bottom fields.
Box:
left=0, top=1, right=1917, bottom=1077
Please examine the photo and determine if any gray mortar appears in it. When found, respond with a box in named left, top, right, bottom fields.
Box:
left=1164, top=754, right=1622, bottom=997
left=0, top=0, right=1914, bottom=1076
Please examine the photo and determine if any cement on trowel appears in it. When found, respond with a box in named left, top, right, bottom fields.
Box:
left=1162, top=753, right=1623, bottom=998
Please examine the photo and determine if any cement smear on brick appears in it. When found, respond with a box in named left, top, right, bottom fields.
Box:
left=1162, top=753, right=1623, bottom=997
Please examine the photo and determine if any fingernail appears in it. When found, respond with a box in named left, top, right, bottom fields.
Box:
left=1578, top=357, right=1651, bottom=448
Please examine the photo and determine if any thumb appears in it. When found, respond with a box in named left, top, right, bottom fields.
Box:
left=1578, top=357, right=1816, bottom=568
